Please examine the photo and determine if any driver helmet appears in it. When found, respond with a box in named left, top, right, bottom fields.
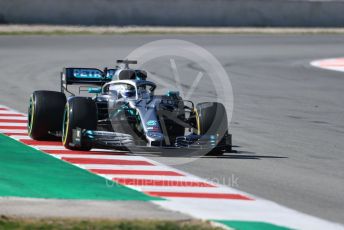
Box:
left=119, top=85, right=136, bottom=99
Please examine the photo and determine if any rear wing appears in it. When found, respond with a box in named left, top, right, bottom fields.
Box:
left=61, top=68, right=117, bottom=85
left=60, top=67, right=117, bottom=95
left=60, top=66, right=148, bottom=95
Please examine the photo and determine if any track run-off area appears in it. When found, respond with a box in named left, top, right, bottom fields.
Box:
left=0, top=34, right=344, bottom=229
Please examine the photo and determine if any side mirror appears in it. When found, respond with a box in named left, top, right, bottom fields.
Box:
left=88, top=87, right=101, bottom=94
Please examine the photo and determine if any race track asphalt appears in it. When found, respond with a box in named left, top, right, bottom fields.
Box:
left=0, top=34, right=343, bottom=223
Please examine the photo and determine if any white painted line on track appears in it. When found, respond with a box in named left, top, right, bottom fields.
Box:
left=0, top=111, right=16, bottom=114
left=51, top=154, right=158, bottom=161
left=0, top=110, right=26, bottom=116
left=33, top=145, right=68, bottom=150
left=0, top=122, right=27, bottom=127
left=140, top=186, right=239, bottom=193
left=311, top=57, right=344, bottom=73
left=9, top=135, right=31, bottom=140
left=100, top=175, right=201, bottom=181
left=34, top=145, right=129, bottom=152
left=76, top=164, right=167, bottom=171
left=153, top=199, right=344, bottom=230
left=0, top=129, right=27, bottom=134
left=0, top=116, right=27, bottom=120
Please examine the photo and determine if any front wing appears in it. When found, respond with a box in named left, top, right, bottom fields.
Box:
left=70, top=128, right=232, bottom=153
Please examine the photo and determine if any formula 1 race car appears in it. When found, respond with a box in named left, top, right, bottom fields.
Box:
left=28, top=60, right=231, bottom=155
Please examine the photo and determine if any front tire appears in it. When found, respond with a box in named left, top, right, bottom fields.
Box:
left=196, top=102, right=228, bottom=136
left=195, top=102, right=229, bottom=155
left=28, top=90, right=66, bottom=140
left=62, top=97, right=97, bottom=150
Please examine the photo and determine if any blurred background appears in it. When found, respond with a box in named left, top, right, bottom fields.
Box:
left=0, top=0, right=344, bottom=27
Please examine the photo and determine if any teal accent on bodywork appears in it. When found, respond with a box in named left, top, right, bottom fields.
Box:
left=166, top=91, right=180, bottom=97
left=146, top=120, right=158, bottom=126
left=86, top=130, right=94, bottom=135
left=209, top=135, right=217, bottom=145
left=88, top=87, right=102, bottom=94
left=73, top=69, right=115, bottom=80
left=73, top=69, right=102, bottom=79
left=85, top=130, right=95, bottom=139
left=128, top=109, right=135, bottom=116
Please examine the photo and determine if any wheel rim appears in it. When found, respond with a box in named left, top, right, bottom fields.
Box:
left=194, top=108, right=201, bottom=135
left=62, top=104, right=69, bottom=145
left=28, top=95, right=35, bottom=136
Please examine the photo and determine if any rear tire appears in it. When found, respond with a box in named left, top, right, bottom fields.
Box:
left=28, top=90, right=66, bottom=140
left=195, top=102, right=229, bottom=156
left=62, top=97, right=97, bottom=150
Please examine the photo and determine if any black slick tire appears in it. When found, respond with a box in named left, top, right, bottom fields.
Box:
left=62, top=97, right=97, bottom=151
left=28, top=90, right=66, bottom=140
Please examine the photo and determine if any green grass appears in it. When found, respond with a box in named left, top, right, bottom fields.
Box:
left=213, top=220, right=291, bottom=230
left=0, top=133, right=159, bottom=201
left=0, top=216, right=222, bottom=230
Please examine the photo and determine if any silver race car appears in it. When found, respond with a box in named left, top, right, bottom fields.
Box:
left=28, top=60, right=231, bottom=155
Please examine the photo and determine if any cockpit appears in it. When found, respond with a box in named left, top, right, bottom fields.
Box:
left=137, top=82, right=156, bottom=99
left=103, top=81, right=156, bottom=100
left=109, top=83, right=136, bottom=99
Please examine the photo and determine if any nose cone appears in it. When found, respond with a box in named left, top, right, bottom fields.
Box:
left=146, top=132, right=164, bottom=146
